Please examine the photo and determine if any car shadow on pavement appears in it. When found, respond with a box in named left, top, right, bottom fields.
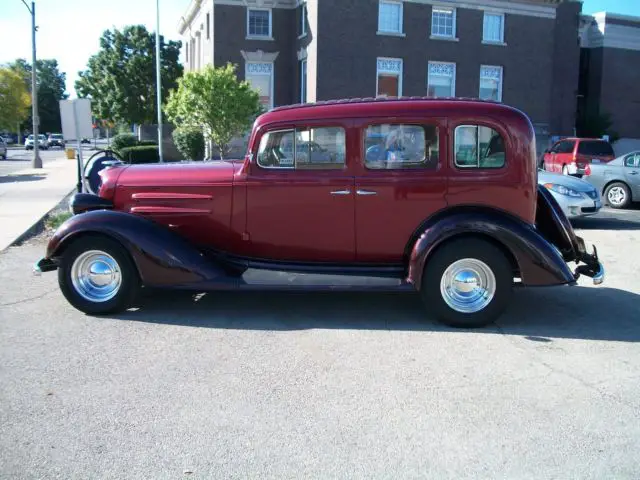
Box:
left=0, top=174, right=46, bottom=184
left=108, top=285, right=640, bottom=342
left=572, top=216, right=640, bottom=230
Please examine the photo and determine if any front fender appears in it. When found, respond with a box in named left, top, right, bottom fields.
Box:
left=45, top=210, right=227, bottom=287
left=407, top=211, right=576, bottom=290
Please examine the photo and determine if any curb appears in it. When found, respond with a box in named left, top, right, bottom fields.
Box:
left=9, top=190, right=76, bottom=248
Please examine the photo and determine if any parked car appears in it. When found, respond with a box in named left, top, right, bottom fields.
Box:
left=25, top=134, right=48, bottom=150
left=583, top=151, right=640, bottom=209
left=1, top=134, right=15, bottom=145
left=542, top=137, right=614, bottom=176
left=0, top=136, right=7, bottom=160
left=35, top=98, right=604, bottom=328
left=47, top=133, right=65, bottom=149
left=538, top=169, right=602, bottom=218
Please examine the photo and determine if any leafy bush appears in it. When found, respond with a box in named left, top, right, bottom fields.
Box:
left=172, top=126, right=205, bottom=161
left=119, top=145, right=159, bottom=164
left=137, top=140, right=158, bottom=147
left=111, top=133, right=137, bottom=151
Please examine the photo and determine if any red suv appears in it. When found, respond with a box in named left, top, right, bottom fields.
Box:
left=542, top=138, right=614, bottom=176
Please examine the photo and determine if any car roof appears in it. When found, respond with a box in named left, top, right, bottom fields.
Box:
left=255, top=97, right=531, bottom=131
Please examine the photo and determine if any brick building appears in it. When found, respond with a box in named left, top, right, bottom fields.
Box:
left=579, top=11, right=640, bottom=143
left=178, top=0, right=585, bottom=149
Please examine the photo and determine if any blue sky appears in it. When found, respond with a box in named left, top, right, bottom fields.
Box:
left=1, top=0, right=639, bottom=96
left=0, top=0, right=190, bottom=96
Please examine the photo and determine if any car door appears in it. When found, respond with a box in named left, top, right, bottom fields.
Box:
left=354, top=120, right=448, bottom=263
left=245, top=122, right=356, bottom=263
left=555, top=139, right=576, bottom=173
left=624, top=152, right=640, bottom=198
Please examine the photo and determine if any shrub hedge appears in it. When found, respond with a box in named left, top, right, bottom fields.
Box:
left=118, top=145, right=160, bottom=164
left=111, top=133, right=138, bottom=151
left=172, top=126, right=205, bottom=161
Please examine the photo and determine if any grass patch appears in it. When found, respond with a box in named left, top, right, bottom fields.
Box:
left=46, top=211, right=72, bottom=230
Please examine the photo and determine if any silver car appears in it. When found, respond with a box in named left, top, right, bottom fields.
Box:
left=583, top=151, right=640, bottom=209
left=538, top=169, right=602, bottom=218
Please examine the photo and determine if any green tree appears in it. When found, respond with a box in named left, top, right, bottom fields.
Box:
left=8, top=59, right=68, bottom=133
left=165, top=64, right=262, bottom=159
left=76, top=25, right=182, bottom=126
left=0, top=67, right=31, bottom=132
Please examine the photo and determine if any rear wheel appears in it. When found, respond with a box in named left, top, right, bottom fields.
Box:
left=605, top=182, right=631, bottom=209
left=421, top=238, right=513, bottom=328
left=58, top=236, right=140, bottom=315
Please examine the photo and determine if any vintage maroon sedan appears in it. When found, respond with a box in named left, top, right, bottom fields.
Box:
left=36, top=98, right=604, bottom=328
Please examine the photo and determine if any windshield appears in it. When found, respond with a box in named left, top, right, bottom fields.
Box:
left=51, top=134, right=63, bottom=139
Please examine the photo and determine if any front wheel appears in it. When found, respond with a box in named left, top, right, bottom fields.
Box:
left=421, top=238, right=513, bottom=328
left=58, top=236, right=140, bottom=315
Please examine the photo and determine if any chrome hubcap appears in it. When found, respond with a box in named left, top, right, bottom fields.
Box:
left=608, top=187, right=626, bottom=206
left=71, top=250, right=121, bottom=303
left=440, top=259, right=496, bottom=313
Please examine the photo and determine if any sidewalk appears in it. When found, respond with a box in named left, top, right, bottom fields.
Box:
left=0, top=158, right=78, bottom=251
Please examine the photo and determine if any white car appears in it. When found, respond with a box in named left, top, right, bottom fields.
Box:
left=538, top=169, right=602, bottom=218
left=25, top=134, right=48, bottom=150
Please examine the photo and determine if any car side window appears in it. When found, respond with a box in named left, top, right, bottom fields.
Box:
left=364, top=124, right=439, bottom=170
left=624, top=153, right=640, bottom=168
left=295, top=127, right=346, bottom=170
left=555, top=140, right=575, bottom=154
left=454, top=125, right=505, bottom=169
left=257, top=127, right=346, bottom=170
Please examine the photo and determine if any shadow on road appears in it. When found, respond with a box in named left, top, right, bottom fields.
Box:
left=0, top=173, right=46, bottom=184
left=572, top=216, right=640, bottom=231
left=107, top=285, right=640, bottom=342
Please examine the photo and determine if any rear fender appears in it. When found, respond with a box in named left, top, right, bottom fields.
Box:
left=407, top=210, right=576, bottom=290
left=45, top=210, right=227, bottom=287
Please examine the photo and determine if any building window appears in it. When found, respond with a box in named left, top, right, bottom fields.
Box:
left=247, top=8, right=272, bottom=38
left=427, top=62, right=455, bottom=98
left=483, top=12, right=504, bottom=43
left=246, top=62, right=274, bottom=110
left=299, top=59, right=307, bottom=103
left=365, top=124, right=440, bottom=170
left=376, top=58, right=403, bottom=97
left=431, top=7, right=456, bottom=38
left=206, top=12, right=210, bottom=39
left=378, top=0, right=403, bottom=34
left=455, top=125, right=505, bottom=169
left=300, top=3, right=307, bottom=36
left=479, top=65, right=503, bottom=101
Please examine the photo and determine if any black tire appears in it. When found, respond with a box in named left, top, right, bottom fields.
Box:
left=58, top=235, right=140, bottom=315
left=604, top=182, right=631, bottom=209
left=421, top=238, right=513, bottom=328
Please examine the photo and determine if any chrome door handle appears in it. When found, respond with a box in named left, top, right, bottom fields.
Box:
left=356, top=189, right=377, bottom=196
left=330, top=189, right=351, bottom=195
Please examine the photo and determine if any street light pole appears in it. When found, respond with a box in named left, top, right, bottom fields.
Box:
left=155, top=0, right=164, bottom=163
left=22, top=0, right=42, bottom=168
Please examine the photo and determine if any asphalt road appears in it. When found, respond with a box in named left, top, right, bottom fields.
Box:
left=1, top=216, right=640, bottom=478
left=0, top=141, right=108, bottom=177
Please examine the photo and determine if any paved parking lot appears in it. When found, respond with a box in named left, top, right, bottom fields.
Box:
left=1, top=212, right=640, bottom=478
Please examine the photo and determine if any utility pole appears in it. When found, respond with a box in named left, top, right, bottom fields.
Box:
left=21, top=0, right=42, bottom=168
left=155, top=0, right=164, bottom=163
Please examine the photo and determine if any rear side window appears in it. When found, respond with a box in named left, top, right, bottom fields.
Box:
left=454, top=125, right=505, bottom=168
left=553, top=140, right=575, bottom=154
left=257, top=127, right=346, bottom=169
left=364, top=124, right=439, bottom=170
left=578, top=140, right=614, bottom=156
